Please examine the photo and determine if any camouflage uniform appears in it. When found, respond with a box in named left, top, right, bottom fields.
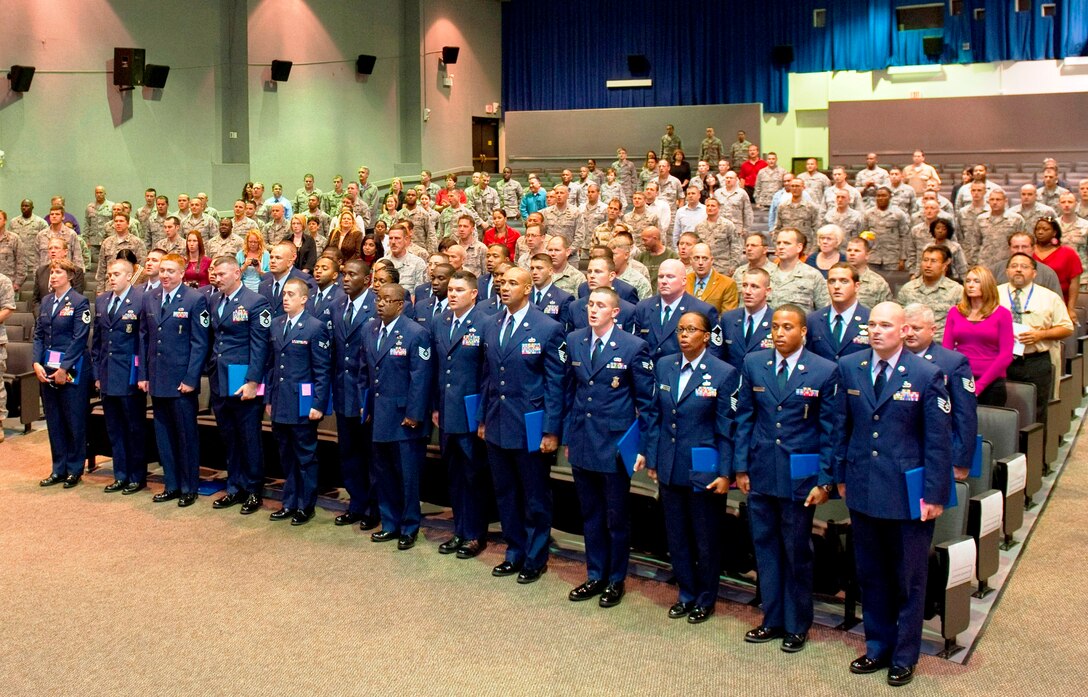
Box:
left=694, top=217, right=741, bottom=276
left=896, top=276, right=964, bottom=341
left=770, top=263, right=831, bottom=313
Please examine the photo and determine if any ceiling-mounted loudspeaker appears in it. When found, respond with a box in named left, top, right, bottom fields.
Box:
left=771, top=45, right=794, bottom=67
left=441, top=46, right=460, bottom=65
left=923, top=36, right=944, bottom=59
left=271, top=60, right=293, bottom=81
left=114, top=47, right=146, bottom=87
left=356, top=54, right=376, bottom=75
left=7, top=65, right=35, bottom=92
left=143, top=64, right=170, bottom=89
left=627, top=54, right=650, bottom=76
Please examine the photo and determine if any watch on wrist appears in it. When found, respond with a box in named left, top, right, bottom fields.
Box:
left=820, top=483, right=834, bottom=494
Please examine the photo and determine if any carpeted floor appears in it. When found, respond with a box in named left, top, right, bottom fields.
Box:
left=1, top=427, right=1085, bottom=696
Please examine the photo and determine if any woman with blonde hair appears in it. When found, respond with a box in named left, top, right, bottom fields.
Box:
left=328, top=210, right=363, bottom=262
left=286, top=214, right=317, bottom=274
left=236, top=229, right=269, bottom=292
left=942, top=265, right=1014, bottom=406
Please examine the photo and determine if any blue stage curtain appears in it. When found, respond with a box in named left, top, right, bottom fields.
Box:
left=1059, top=0, right=1088, bottom=56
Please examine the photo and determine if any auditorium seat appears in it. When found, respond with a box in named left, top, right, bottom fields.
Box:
left=977, top=406, right=1026, bottom=550
left=4, top=312, right=36, bottom=343
left=926, top=479, right=974, bottom=658
left=1003, top=381, right=1045, bottom=506
left=967, top=439, right=1002, bottom=597
left=2, top=341, right=41, bottom=432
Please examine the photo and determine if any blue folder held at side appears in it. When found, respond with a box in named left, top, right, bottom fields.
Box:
left=524, top=410, right=544, bottom=452
left=129, top=355, right=139, bottom=386
left=464, top=394, right=480, bottom=432
left=691, top=447, right=718, bottom=491
left=617, top=421, right=640, bottom=477
left=298, top=382, right=314, bottom=417
left=227, top=364, right=248, bottom=395
left=905, top=466, right=925, bottom=520
left=789, top=453, right=820, bottom=479
left=970, top=434, right=983, bottom=478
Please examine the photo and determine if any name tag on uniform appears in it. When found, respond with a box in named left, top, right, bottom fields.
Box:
left=173, top=310, right=189, bottom=319
left=291, top=339, right=309, bottom=345
left=892, top=389, right=920, bottom=402
left=659, top=384, right=671, bottom=392
left=695, top=386, right=717, bottom=398
left=390, top=346, right=408, bottom=357
left=796, top=387, right=819, bottom=397
left=122, top=310, right=138, bottom=320
left=571, top=361, right=582, bottom=367
left=847, top=388, right=861, bottom=396
left=462, top=334, right=480, bottom=347
left=58, top=305, right=74, bottom=317
left=752, top=386, right=765, bottom=392
left=521, top=341, right=541, bottom=355
left=233, top=307, right=249, bottom=322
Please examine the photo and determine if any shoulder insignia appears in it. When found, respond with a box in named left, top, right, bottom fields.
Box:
left=710, top=324, right=723, bottom=346
left=558, top=341, right=568, bottom=363
left=318, top=340, right=330, bottom=350
left=259, top=309, right=272, bottom=328
left=937, top=396, right=951, bottom=414
left=199, top=310, right=210, bottom=328
left=962, top=377, right=975, bottom=394
left=81, top=309, right=91, bottom=324
left=419, top=346, right=431, bottom=361
left=642, top=359, right=653, bottom=371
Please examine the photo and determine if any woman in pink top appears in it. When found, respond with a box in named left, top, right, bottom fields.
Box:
left=942, top=265, right=1014, bottom=406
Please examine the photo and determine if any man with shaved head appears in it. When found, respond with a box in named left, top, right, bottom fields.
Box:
left=258, top=242, right=317, bottom=318
left=1010, top=183, right=1056, bottom=233
left=836, top=301, right=953, bottom=686
left=633, top=258, right=720, bottom=361
left=477, top=266, right=566, bottom=584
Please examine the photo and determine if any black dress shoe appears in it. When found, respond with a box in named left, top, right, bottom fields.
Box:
left=599, top=582, right=625, bottom=608
left=152, top=490, right=180, bottom=503
left=40, top=474, right=65, bottom=487
left=668, top=601, right=695, bottom=619
left=887, top=665, right=915, bottom=686
left=121, top=482, right=145, bottom=495
left=177, top=493, right=197, bottom=507
left=334, top=511, right=363, bottom=526
left=456, top=539, right=487, bottom=559
left=568, top=579, right=607, bottom=602
left=397, top=533, right=418, bottom=550
left=358, top=515, right=380, bottom=531
left=212, top=492, right=242, bottom=509
left=438, top=535, right=464, bottom=554
left=781, top=633, right=807, bottom=653
left=516, top=566, right=546, bottom=584
left=63, top=474, right=81, bottom=488
left=492, top=560, right=523, bottom=577
left=104, top=480, right=126, bottom=493
left=744, top=625, right=784, bottom=643
left=687, top=605, right=715, bottom=624
left=370, top=529, right=399, bottom=542
left=291, top=509, right=314, bottom=526
left=239, top=495, right=263, bottom=515
left=850, top=655, right=890, bottom=674
left=269, top=507, right=294, bottom=521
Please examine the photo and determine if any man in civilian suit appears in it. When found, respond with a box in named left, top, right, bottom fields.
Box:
left=431, top=270, right=491, bottom=558
left=805, top=263, right=871, bottom=364
left=92, top=258, right=147, bottom=493
left=206, top=256, right=272, bottom=515
left=363, top=283, right=434, bottom=550
left=903, top=303, right=978, bottom=483
left=265, top=278, right=331, bottom=526
left=477, top=266, right=566, bottom=583
left=733, top=304, right=842, bottom=653
left=259, top=242, right=317, bottom=319
left=686, top=243, right=738, bottom=314
left=569, top=256, right=636, bottom=333
left=633, top=259, right=720, bottom=362
left=563, top=287, right=656, bottom=608
left=329, top=260, right=380, bottom=530
left=837, top=301, right=952, bottom=687
left=720, top=268, right=774, bottom=370
left=139, top=253, right=209, bottom=507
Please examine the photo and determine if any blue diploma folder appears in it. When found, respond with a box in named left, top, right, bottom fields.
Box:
left=905, top=467, right=925, bottom=520
left=524, top=410, right=544, bottom=451
left=298, top=382, right=314, bottom=417
left=129, top=355, right=139, bottom=386
left=691, top=448, right=718, bottom=491
left=617, top=421, right=640, bottom=477
left=464, top=394, right=480, bottom=432
left=789, top=453, right=820, bottom=479
left=970, top=434, right=983, bottom=478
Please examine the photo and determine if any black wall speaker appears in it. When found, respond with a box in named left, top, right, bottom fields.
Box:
left=143, top=64, right=170, bottom=89
left=7, top=65, right=35, bottom=92
left=270, top=60, right=293, bottom=81
left=441, top=46, right=460, bottom=65
left=923, top=36, right=944, bottom=59
left=771, top=45, right=795, bottom=67
left=356, top=54, right=377, bottom=75
left=113, top=47, right=146, bottom=87
left=627, top=54, right=650, bottom=76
